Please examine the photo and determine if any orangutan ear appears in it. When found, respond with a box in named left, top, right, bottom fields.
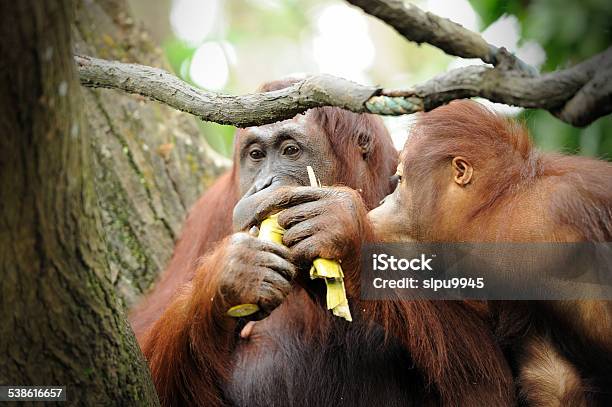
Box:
left=452, top=157, right=473, bottom=186
left=357, top=132, right=373, bottom=159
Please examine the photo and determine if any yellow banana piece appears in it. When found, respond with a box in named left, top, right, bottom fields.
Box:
left=306, top=165, right=352, bottom=321
left=226, top=214, right=283, bottom=318
left=259, top=214, right=352, bottom=322
left=310, top=259, right=352, bottom=321
left=227, top=165, right=353, bottom=323
left=226, top=303, right=259, bottom=317
left=259, top=214, right=284, bottom=244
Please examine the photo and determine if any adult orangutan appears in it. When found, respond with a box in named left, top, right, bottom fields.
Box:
left=137, top=93, right=515, bottom=404
left=129, top=78, right=399, bottom=337
left=359, top=100, right=611, bottom=405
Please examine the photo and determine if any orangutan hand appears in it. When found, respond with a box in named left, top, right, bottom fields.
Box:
left=252, top=186, right=370, bottom=269
left=217, top=232, right=296, bottom=316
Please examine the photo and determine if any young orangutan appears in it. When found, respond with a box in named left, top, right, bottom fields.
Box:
left=287, top=100, right=611, bottom=405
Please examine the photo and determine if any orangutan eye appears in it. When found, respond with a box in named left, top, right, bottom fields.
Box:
left=249, top=148, right=265, bottom=160
left=282, top=145, right=300, bottom=156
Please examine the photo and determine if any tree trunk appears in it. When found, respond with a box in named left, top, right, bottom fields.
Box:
left=72, top=0, right=228, bottom=307
left=0, top=0, right=224, bottom=404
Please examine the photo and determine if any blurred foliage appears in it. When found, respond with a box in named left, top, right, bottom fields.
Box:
left=469, top=0, right=612, bottom=159
left=469, top=0, right=612, bottom=70
left=163, top=38, right=235, bottom=156
left=161, top=0, right=327, bottom=157
left=132, top=0, right=612, bottom=160
left=157, top=0, right=453, bottom=156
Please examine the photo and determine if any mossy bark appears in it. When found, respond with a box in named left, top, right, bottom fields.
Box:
left=73, top=0, right=227, bottom=307
left=0, top=0, right=224, bottom=404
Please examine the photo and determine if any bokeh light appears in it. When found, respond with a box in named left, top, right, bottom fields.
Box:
left=170, top=0, right=221, bottom=45
left=311, top=4, right=375, bottom=83
left=425, top=0, right=480, bottom=31
left=190, top=42, right=233, bottom=90
left=129, top=0, right=611, bottom=158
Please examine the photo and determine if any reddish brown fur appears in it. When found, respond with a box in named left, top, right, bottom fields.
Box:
left=142, top=191, right=515, bottom=406
left=401, top=101, right=612, bottom=241
left=142, top=245, right=234, bottom=406
left=136, top=95, right=517, bottom=406
left=361, top=296, right=515, bottom=405
left=378, top=100, right=612, bottom=405
left=404, top=101, right=538, bottom=222
left=129, top=79, right=397, bottom=337
left=130, top=172, right=237, bottom=337
left=518, top=336, right=588, bottom=407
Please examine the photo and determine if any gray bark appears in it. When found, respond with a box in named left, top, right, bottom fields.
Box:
left=0, top=1, right=157, bottom=404
left=348, top=0, right=493, bottom=61
left=72, top=0, right=227, bottom=306
left=346, top=0, right=536, bottom=74
left=388, top=47, right=612, bottom=113
left=77, top=55, right=378, bottom=127
left=0, top=0, right=225, bottom=404
left=77, top=47, right=612, bottom=128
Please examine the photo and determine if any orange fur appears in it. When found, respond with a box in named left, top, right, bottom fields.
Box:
left=394, top=100, right=612, bottom=405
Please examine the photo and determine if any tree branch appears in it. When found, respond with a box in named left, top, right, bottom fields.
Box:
left=345, top=0, right=537, bottom=75
left=554, top=59, right=612, bottom=127
left=77, top=47, right=612, bottom=128
left=76, top=55, right=377, bottom=127
left=377, top=47, right=611, bottom=110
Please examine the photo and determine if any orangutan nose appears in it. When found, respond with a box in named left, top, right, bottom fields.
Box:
left=243, top=174, right=276, bottom=198
left=253, top=174, right=274, bottom=194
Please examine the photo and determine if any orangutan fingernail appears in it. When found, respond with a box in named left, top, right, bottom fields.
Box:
left=240, top=321, right=257, bottom=339
left=249, top=226, right=259, bottom=237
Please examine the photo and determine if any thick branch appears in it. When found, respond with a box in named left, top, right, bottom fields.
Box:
left=346, top=0, right=536, bottom=75
left=554, top=61, right=612, bottom=127
left=380, top=48, right=612, bottom=113
left=77, top=47, right=612, bottom=128
left=76, top=55, right=377, bottom=127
